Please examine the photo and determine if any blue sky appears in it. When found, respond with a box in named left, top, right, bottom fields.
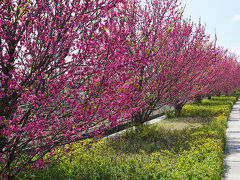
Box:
left=181, top=0, right=240, bottom=56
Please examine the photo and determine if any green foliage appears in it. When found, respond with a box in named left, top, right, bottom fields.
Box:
left=181, top=96, right=235, bottom=118
left=233, top=91, right=240, bottom=98
left=165, top=110, right=177, bottom=118
left=16, top=96, right=232, bottom=179
left=201, top=99, right=234, bottom=108
left=107, top=125, right=192, bottom=154
left=181, top=104, right=231, bottom=117
left=211, top=96, right=236, bottom=103
left=16, top=113, right=228, bottom=180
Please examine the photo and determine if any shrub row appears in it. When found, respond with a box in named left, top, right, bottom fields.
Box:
left=16, top=96, right=235, bottom=179
left=17, top=115, right=228, bottom=180
left=201, top=99, right=234, bottom=108
left=181, top=104, right=231, bottom=117
left=211, top=96, right=237, bottom=103
left=181, top=96, right=236, bottom=117
left=233, top=92, right=240, bottom=98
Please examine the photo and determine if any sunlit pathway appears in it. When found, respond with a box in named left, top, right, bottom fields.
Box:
left=224, top=100, right=240, bottom=179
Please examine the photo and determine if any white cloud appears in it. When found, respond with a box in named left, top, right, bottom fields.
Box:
left=231, top=14, right=240, bottom=22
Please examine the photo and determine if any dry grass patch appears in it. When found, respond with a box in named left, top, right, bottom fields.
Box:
left=156, top=117, right=202, bottom=130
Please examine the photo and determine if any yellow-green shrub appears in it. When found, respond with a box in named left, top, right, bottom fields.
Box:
left=16, top=98, right=231, bottom=180
left=233, top=92, right=240, bottom=98
left=181, top=104, right=231, bottom=117
left=17, top=113, right=228, bottom=180
left=201, top=99, right=234, bottom=107
left=211, top=96, right=236, bottom=103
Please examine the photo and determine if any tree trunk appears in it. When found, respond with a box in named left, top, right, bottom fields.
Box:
left=195, top=95, right=202, bottom=104
left=132, top=111, right=145, bottom=125
left=174, top=103, right=184, bottom=117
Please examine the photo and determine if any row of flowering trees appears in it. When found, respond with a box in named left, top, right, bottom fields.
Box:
left=1, top=0, right=240, bottom=178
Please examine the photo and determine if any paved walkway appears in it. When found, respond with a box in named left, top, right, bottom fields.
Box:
left=224, top=100, right=240, bottom=179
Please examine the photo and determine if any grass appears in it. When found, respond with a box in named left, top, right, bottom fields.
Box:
left=158, top=116, right=203, bottom=130
left=15, top=96, right=236, bottom=179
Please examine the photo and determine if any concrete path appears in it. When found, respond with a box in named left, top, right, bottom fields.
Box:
left=224, top=100, right=240, bottom=180
left=104, top=115, right=166, bottom=140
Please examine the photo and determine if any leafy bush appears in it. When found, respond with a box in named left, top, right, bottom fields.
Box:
left=166, top=110, right=177, bottom=118
left=211, top=96, right=236, bottom=103
left=181, top=104, right=231, bottom=117
left=16, top=96, right=232, bottom=180
left=16, top=113, right=228, bottom=180
left=201, top=99, right=234, bottom=107
left=233, top=92, right=240, bottom=98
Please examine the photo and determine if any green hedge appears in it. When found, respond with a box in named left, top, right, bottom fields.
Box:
left=233, top=92, right=240, bottom=98
left=181, top=104, right=231, bottom=117
left=16, top=114, right=228, bottom=180
left=19, top=142, right=223, bottom=179
left=201, top=99, right=234, bottom=108
left=211, top=96, right=237, bottom=103
left=16, top=96, right=233, bottom=179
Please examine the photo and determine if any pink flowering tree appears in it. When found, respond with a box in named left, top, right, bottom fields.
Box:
left=122, top=0, right=184, bottom=124
left=0, top=0, right=147, bottom=178
left=209, top=50, right=240, bottom=96
left=157, top=19, right=208, bottom=114
left=1, top=0, right=240, bottom=178
left=127, top=0, right=240, bottom=122
left=166, top=23, right=220, bottom=108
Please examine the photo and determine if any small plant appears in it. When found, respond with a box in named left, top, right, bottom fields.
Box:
left=166, top=110, right=177, bottom=118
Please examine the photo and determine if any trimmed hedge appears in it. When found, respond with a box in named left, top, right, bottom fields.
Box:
left=16, top=96, right=233, bottom=179
left=201, top=99, right=234, bottom=108
left=233, top=92, right=240, bottom=98
left=211, top=96, right=237, bottom=103
left=17, top=114, right=228, bottom=180
left=181, top=104, right=231, bottom=117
